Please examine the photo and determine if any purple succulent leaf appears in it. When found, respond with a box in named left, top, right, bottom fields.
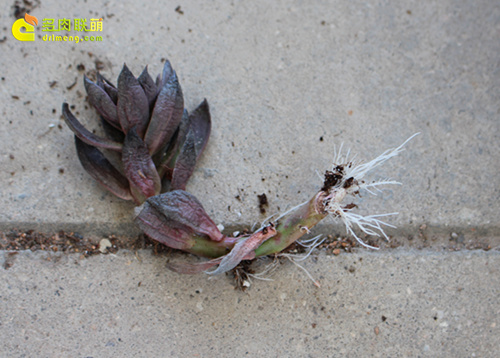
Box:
left=171, top=108, right=190, bottom=156
left=137, top=66, right=158, bottom=109
left=96, top=72, right=116, bottom=88
left=74, top=136, right=132, bottom=201
left=96, top=73, right=118, bottom=103
left=84, top=76, right=119, bottom=128
left=188, top=99, right=211, bottom=159
left=177, top=108, right=191, bottom=141
left=134, top=202, right=196, bottom=250
left=171, top=128, right=196, bottom=190
left=117, top=64, right=150, bottom=137
left=100, top=116, right=125, bottom=143
left=161, top=100, right=211, bottom=189
left=144, top=70, right=184, bottom=155
left=147, top=190, right=224, bottom=242
left=156, top=114, right=186, bottom=190
left=122, top=127, right=161, bottom=204
left=205, top=225, right=277, bottom=275
left=159, top=60, right=174, bottom=91
left=157, top=109, right=190, bottom=177
left=62, top=103, right=122, bottom=151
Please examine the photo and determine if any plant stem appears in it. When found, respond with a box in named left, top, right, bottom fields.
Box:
left=254, top=192, right=327, bottom=257
left=183, top=191, right=327, bottom=258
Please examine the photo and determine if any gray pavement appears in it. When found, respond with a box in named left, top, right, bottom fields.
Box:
left=1, top=0, right=499, bottom=357
left=1, top=249, right=499, bottom=357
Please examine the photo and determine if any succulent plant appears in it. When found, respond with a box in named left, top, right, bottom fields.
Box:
left=62, top=61, right=211, bottom=205
left=63, top=58, right=417, bottom=284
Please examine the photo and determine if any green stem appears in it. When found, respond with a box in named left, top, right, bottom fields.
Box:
left=184, top=191, right=327, bottom=258
left=255, top=192, right=327, bottom=256
left=187, top=234, right=236, bottom=258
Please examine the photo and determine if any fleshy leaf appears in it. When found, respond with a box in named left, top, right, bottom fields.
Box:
left=62, top=103, right=122, bottom=151
left=137, top=66, right=158, bottom=109
left=100, top=116, right=125, bottom=143
left=170, top=128, right=196, bottom=190
left=176, top=109, right=191, bottom=147
left=188, top=99, right=211, bottom=159
left=146, top=190, right=224, bottom=242
left=96, top=73, right=118, bottom=104
left=160, top=100, right=211, bottom=189
left=157, top=109, right=190, bottom=179
left=144, top=70, right=184, bottom=155
left=205, top=225, right=277, bottom=275
left=117, top=64, right=150, bottom=137
left=122, top=127, right=161, bottom=204
left=134, top=202, right=196, bottom=250
left=159, top=60, right=174, bottom=90
left=96, top=72, right=116, bottom=88
left=84, top=76, right=119, bottom=128
left=74, top=136, right=131, bottom=201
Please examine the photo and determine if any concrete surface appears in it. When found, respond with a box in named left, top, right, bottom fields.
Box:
left=1, top=0, right=499, bottom=357
left=1, top=0, right=499, bottom=236
left=1, top=250, right=499, bottom=357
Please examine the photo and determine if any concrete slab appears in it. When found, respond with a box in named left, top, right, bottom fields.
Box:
left=1, top=249, right=498, bottom=357
left=1, top=0, right=498, bottom=239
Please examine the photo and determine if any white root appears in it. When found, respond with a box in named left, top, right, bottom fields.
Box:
left=323, top=133, right=419, bottom=249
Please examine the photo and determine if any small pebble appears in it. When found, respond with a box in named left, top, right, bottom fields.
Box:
left=98, top=238, right=112, bottom=253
